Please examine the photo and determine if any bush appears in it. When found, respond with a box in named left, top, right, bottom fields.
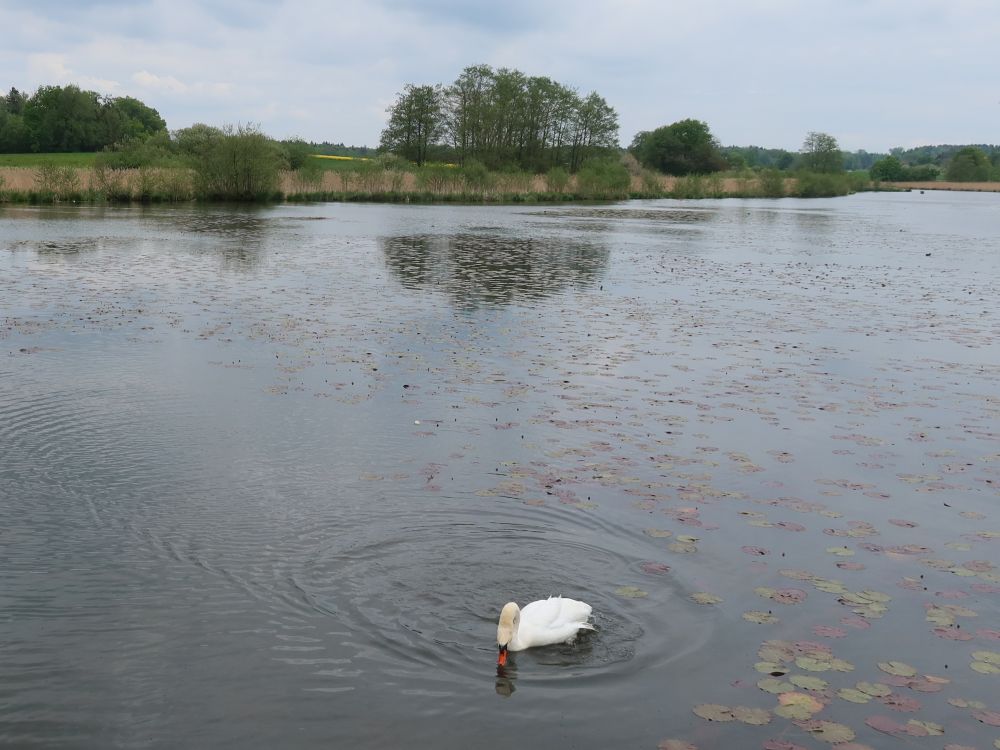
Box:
left=945, top=147, right=992, bottom=181
left=91, top=163, right=131, bottom=201
left=496, top=169, right=534, bottom=194
left=901, top=164, right=940, bottom=181
left=670, top=174, right=705, bottom=199
left=97, top=132, right=178, bottom=169
left=461, top=159, right=494, bottom=194
left=34, top=164, right=82, bottom=200
left=191, top=123, right=283, bottom=201
left=640, top=169, right=663, bottom=196
left=792, top=171, right=862, bottom=197
left=576, top=158, right=630, bottom=199
left=281, top=138, right=312, bottom=170
left=292, top=157, right=325, bottom=192
left=373, top=153, right=409, bottom=172
left=416, top=164, right=457, bottom=194
left=757, top=168, right=785, bottom=198
left=545, top=166, right=570, bottom=194
left=870, top=155, right=905, bottom=182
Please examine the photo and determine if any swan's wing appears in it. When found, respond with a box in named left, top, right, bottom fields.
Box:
left=518, top=596, right=593, bottom=647
left=554, top=596, right=592, bottom=625
left=522, top=596, right=593, bottom=626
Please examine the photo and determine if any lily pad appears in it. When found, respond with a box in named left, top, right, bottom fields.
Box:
left=793, top=719, right=855, bottom=743
left=789, top=674, right=827, bottom=691
left=973, top=711, right=1000, bottom=727
left=743, top=610, right=779, bottom=624
left=757, top=677, right=794, bottom=694
left=837, top=688, right=872, bottom=703
left=693, top=704, right=734, bottom=722
left=795, top=656, right=831, bottom=672
left=878, top=661, right=917, bottom=677
left=856, top=681, right=891, bottom=697
left=732, top=706, right=771, bottom=725
left=826, top=546, right=854, bottom=556
left=644, top=528, right=673, bottom=538
left=690, top=592, right=722, bottom=605
left=614, top=585, right=648, bottom=599
left=971, top=660, right=1000, bottom=674
left=973, top=650, right=1000, bottom=665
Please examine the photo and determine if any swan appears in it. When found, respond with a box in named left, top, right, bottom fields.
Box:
left=496, top=596, right=594, bottom=665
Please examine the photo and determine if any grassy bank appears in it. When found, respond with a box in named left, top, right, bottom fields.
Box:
left=0, top=153, right=99, bottom=168
left=0, top=161, right=875, bottom=205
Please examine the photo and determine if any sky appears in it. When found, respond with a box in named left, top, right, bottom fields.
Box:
left=3, top=0, right=997, bottom=152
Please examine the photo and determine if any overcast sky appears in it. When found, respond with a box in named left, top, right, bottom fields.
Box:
left=3, top=0, right=997, bottom=152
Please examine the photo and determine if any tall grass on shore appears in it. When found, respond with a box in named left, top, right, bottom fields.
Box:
left=1, top=157, right=878, bottom=205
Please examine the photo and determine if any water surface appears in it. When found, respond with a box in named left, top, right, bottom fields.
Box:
left=2, top=193, right=999, bottom=749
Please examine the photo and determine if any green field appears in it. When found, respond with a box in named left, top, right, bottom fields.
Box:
left=0, top=153, right=100, bottom=168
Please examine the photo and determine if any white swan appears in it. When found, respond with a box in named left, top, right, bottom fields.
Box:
left=496, top=596, right=594, bottom=665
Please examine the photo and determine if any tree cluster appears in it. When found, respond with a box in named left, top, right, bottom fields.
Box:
left=629, top=119, right=727, bottom=175
left=379, top=64, right=619, bottom=171
left=0, top=85, right=166, bottom=153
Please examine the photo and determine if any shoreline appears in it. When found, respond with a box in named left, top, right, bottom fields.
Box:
left=5, top=166, right=994, bottom=205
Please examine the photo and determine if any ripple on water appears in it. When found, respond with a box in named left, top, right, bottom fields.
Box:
left=281, top=500, right=710, bottom=696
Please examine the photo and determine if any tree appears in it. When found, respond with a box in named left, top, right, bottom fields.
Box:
left=568, top=92, right=619, bottom=171
left=800, top=131, right=843, bottom=173
left=174, top=123, right=224, bottom=157
left=870, top=155, right=905, bottom=181
left=382, top=64, right=619, bottom=171
left=945, top=146, right=992, bottom=181
left=110, top=96, right=167, bottom=140
left=629, top=119, right=726, bottom=175
left=5, top=87, right=27, bottom=115
left=2, top=84, right=165, bottom=153
left=380, top=84, right=443, bottom=167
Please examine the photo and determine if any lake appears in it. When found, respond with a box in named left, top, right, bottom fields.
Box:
left=2, top=192, right=999, bottom=749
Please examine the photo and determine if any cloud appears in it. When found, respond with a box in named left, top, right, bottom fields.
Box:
left=27, top=53, right=121, bottom=93
left=132, top=70, right=187, bottom=94
left=130, top=70, right=231, bottom=97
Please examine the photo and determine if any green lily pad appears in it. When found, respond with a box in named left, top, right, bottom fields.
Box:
left=838, top=688, right=872, bottom=703
left=690, top=592, right=722, bottom=605
left=733, top=706, right=771, bottom=725
left=693, top=704, right=734, bottom=722
left=795, top=656, right=831, bottom=672
left=789, top=674, right=827, bottom=691
left=614, top=585, right=648, bottom=599
left=906, top=719, right=943, bottom=736
left=668, top=541, right=698, bottom=553
left=878, top=661, right=917, bottom=677
left=644, top=528, right=673, bottom=538
left=756, top=661, right=786, bottom=674
left=973, top=650, right=1000, bottom=665
left=856, top=681, right=892, bottom=697
left=971, top=660, right=1000, bottom=674
left=757, top=677, right=794, bottom=694
left=743, top=610, right=778, bottom=624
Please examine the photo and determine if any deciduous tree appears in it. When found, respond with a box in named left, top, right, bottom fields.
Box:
left=379, top=84, right=443, bottom=167
left=629, top=119, right=726, bottom=175
left=800, top=131, right=843, bottom=173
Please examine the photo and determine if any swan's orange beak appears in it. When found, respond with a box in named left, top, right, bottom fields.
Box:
left=497, top=645, right=508, bottom=666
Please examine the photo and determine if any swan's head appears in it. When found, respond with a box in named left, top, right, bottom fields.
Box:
left=496, top=602, right=520, bottom=666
